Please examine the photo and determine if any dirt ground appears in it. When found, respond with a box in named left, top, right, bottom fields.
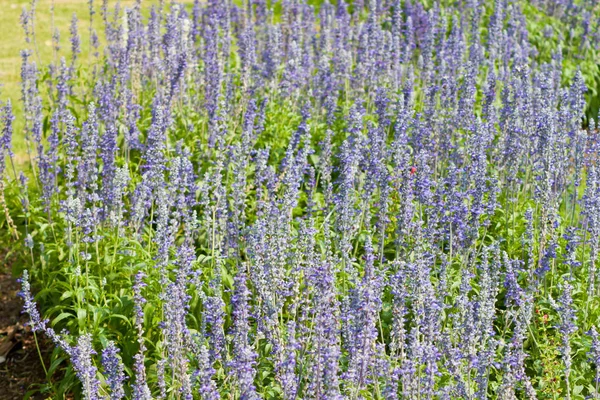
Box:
left=0, top=256, right=56, bottom=400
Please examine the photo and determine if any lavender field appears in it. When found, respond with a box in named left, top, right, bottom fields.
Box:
left=1, top=0, right=600, bottom=398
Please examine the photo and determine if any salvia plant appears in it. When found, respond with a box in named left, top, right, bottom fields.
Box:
left=1, top=0, right=600, bottom=398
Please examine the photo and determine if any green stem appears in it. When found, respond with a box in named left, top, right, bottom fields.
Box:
left=31, top=322, right=48, bottom=377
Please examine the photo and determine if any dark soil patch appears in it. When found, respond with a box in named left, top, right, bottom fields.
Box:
left=0, top=254, right=56, bottom=400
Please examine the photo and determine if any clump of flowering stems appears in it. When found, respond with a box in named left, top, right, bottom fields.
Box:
left=1, top=0, right=600, bottom=398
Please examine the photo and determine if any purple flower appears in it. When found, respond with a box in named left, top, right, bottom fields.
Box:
left=102, top=342, right=127, bottom=400
left=70, top=14, right=81, bottom=69
left=551, top=279, right=577, bottom=396
left=1, top=100, right=14, bottom=159
left=132, top=272, right=151, bottom=400
left=588, top=327, right=600, bottom=387
left=342, top=237, right=383, bottom=393
left=71, top=334, right=102, bottom=400
left=18, top=270, right=45, bottom=332
left=229, top=272, right=259, bottom=399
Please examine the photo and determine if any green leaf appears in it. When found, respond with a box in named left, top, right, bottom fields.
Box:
left=60, top=291, right=73, bottom=301
left=51, top=312, right=74, bottom=327
left=48, top=355, right=67, bottom=376
left=77, top=308, right=87, bottom=329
